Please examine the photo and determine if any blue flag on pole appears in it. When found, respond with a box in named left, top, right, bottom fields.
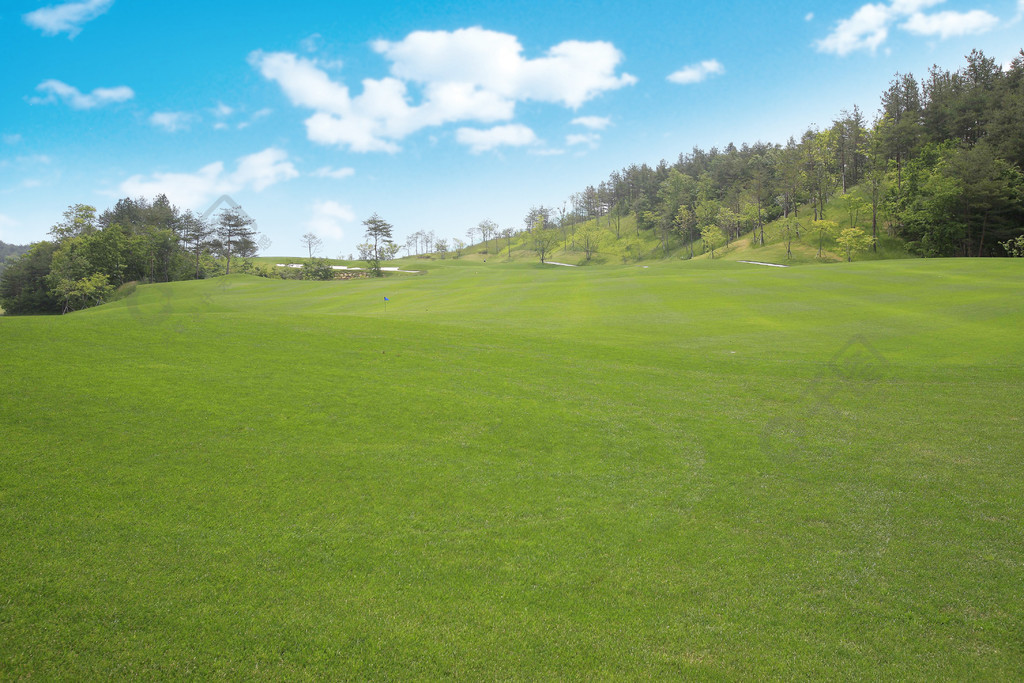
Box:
left=384, top=296, right=389, bottom=301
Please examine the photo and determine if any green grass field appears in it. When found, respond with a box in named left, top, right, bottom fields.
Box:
left=2, top=258, right=1022, bottom=678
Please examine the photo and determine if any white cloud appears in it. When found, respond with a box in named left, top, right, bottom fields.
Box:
left=0, top=214, right=19, bottom=230
left=889, top=0, right=945, bottom=12
left=149, top=111, right=194, bottom=132
left=667, top=59, right=725, bottom=85
left=213, top=102, right=234, bottom=118
left=900, top=10, right=999, bottom=38
left=29, top=79, right=133, bottom=109
left=815, top=4, right=892, bottom=55
left=571, top=116, right=611, bottom=130
left=251, top=28, right=635, bottom=153
left=23, top=0, right=113, bottom=38
left=119, top=148, right=298, bottom=209
left=815, top=0, right=995, bottom=55
left=455, top=124, right=538, bottom=153
left=312, top=166, right=356, bottom=179
left=566, top=133, right=600, bottom=148
left=308, top=200, right=355, bottom=240
left=375, top=28, right=636, bottom=108
left=806, top=12, right=815, bottom=21
left=238, top=108, right=274, bottom=129
left=231, top=148, right=299, bottom=191
left=301, top=33, right=323, bottom=53
left=3, top=134, right=22, bottom=145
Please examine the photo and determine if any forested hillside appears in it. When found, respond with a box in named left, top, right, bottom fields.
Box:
left=3, top=50, right=1022, bottom=317
left=0, top=197, right=266, bottom=315
left=537, top=49, right=1024, bottom=260
left=0, top=241, right=29, bottom=278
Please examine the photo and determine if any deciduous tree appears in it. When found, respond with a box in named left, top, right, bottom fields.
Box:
left=700, top=225, right=723, bottom=258
left=836, top=227, right=873, bottom=262
left=301, top=232, right=323, bottom=259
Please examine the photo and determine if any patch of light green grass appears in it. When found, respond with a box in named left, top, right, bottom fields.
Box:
left=1, top=259, right=1022, bottom=678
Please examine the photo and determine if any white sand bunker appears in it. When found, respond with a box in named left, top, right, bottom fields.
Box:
left=276, top=264, right=421, bottom=273
left=737, top=261, right=789, bottom=268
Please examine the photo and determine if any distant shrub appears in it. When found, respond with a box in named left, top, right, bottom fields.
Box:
left=302, top=258, right=337, bottom=280
left=1001, top=236, right=1024, bottom=257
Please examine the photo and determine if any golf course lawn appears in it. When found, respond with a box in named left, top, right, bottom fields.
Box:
left=1, top=258, right=1022, bottom=678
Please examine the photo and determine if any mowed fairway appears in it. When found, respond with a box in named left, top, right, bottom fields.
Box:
left=1, top=258, right=1022, bottom=678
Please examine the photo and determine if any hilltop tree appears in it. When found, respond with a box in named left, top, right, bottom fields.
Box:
left=524, top=206, right=550, bottom=232
left=213, top=207, right=257, bottom=275
left=477, top=219, right=498, bottom=253
left=49, top=204, right=97, bottom=242
left=301, top=232, right=324, bottom=259
left=359, top=213, right=395, bottom=276
left=502, top=228, right=515, bottom=261
left=452, top=238, right=466, bottom=259
left=180, top=211, right=214, bottom=279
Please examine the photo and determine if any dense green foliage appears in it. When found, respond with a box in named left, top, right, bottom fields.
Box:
left=0, top=197, right=272, bottom=315
left=547, top=49, right=1024, bottom=260
left=0, top=241, right=60, bottom=315
left=1, top=259, right=1022, bottom=677
left=0, top=240, right=29, bottom=279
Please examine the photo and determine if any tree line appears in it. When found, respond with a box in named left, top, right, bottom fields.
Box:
left=0, top=241, right=30, bottom=280
left=0, top=196, right=266, bottom=315
left=531, top=49, right=1024, bottom=260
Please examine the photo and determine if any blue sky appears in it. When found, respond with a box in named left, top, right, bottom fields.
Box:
left=2, top=0, right=1022, bottom=256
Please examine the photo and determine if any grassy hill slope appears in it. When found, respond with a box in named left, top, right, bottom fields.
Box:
left=2, top=259, right=1022, bottom=678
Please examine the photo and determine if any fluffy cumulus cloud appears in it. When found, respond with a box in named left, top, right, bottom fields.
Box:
left=308, top=200, right=356, bottom=240
left=29, top=79, right=133, bottom=109
left=816, top=0, right=999, bottom=55
left=375, top=28, right=636, bottom=108
left=667, top=59, right=725, bottom=85
left=455, top=124, right=538, bottom=153
left=119, top=148, right=298, bottom=209
left=250, top=27, right=635, bottom=153
left=23, top=0, right=114, bottom=38
left=900, top=9, right=999, bottom=38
